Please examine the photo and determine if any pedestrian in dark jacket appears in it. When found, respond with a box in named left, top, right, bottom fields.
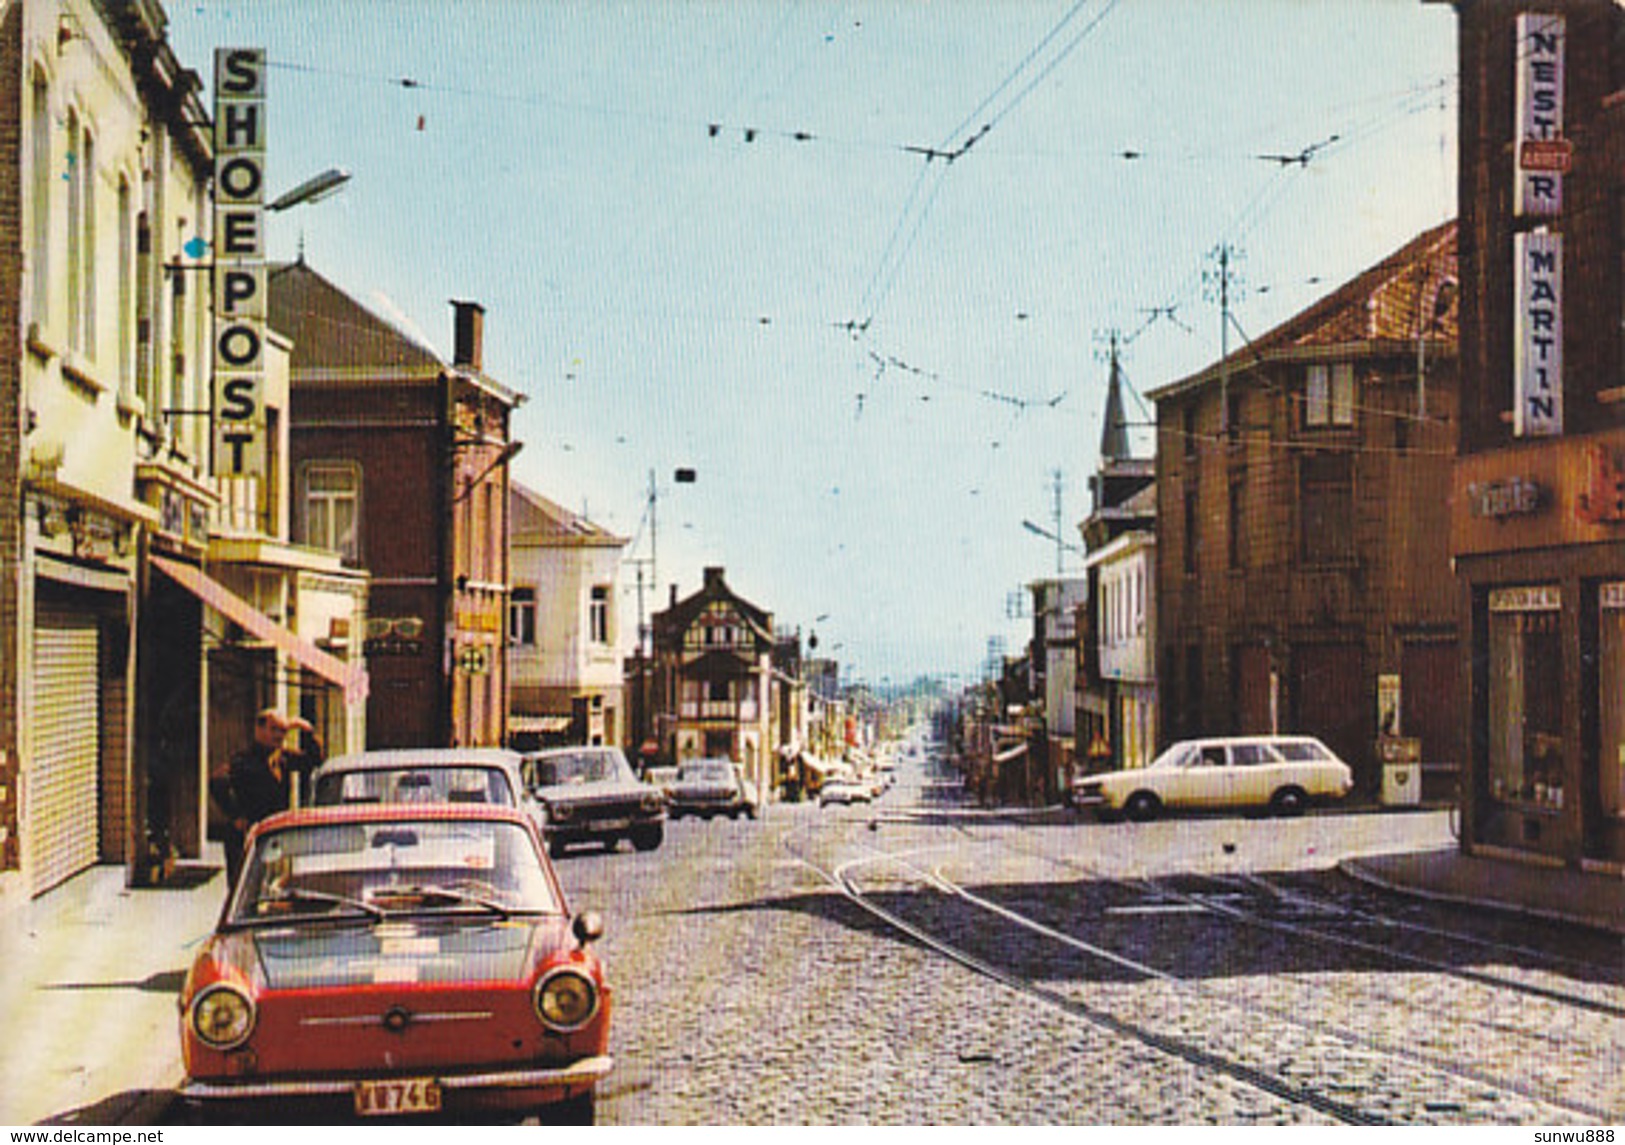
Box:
left=211, top=708, right=323, bottom=889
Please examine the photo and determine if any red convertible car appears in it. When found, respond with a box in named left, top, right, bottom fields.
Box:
left=178, top=803, right=612, bottom=1123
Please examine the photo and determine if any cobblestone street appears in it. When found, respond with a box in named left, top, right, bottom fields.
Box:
left=556, top=762, right=1625, bottom=1125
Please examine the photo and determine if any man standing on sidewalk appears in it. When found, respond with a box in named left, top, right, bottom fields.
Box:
left=210, top=708, right=324, bottom=889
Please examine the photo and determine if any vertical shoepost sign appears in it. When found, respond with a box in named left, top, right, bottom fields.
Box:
left=1513, top=14, right=1565, bottom=438
left=212, top=49, right=267, bottom=477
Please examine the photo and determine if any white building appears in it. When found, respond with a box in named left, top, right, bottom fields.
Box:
left=0, top=1, right=369, bottom=905
left=507, top=482, right=627, bottom=747
left=1092, top=530, right=1157, bottom=770
left=1031, top=577, right=1088, bottom=797
left=4, top=0, right=215, bottom=899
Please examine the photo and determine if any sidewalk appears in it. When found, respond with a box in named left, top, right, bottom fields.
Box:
left=0, top=852, right=227, bottom=1126
left=1339, top=845, right=1625, bottom=937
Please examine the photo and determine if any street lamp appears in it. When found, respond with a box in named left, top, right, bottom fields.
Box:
left=268, top=167, right=350, bottom=212
left=1022, top=518, right=1084, bottom=571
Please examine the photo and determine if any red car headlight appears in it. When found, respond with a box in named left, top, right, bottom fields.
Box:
left=190, top=983, right=256, bottom=1050
left=534, top=967, right=599, bottom=1031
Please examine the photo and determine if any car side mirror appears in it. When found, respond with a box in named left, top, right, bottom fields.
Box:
left=572, top=910, right=604, bottom=947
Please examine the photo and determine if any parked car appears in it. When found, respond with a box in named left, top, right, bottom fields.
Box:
left=1068, top=735, right=1354, bottom=822
left=178, top=803, right=612, bottom=1123
left=666, top=758, right=757, bottom=820
left=309, top=748, right=548, bottom=836
left=818, top=778, right=872, bottom=807
left=521, top=746, right=666, bottom=856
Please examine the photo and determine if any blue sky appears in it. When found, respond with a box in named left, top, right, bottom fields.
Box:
left=167, top=0, right=1457, bottom=687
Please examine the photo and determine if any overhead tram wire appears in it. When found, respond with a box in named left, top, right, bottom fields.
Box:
left=853, top=0, right=1122, bottom=327
left=1126, top=80, right=1454, bottom=358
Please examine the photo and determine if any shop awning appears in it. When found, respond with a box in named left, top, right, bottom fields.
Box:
left=151, top=554, right=369, bottom=706
left=993, top=742, right=1029, bottom=765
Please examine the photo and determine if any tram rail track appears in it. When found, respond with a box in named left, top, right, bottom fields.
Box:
left=959, top=821, right=1624, bottom=1118
left=792, top=842, right=1392, bottom=1126
left=791, top=830, right=1620, bottom=1125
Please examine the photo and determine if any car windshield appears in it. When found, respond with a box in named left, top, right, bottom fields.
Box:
left=1151, top=744, right=1198, bottom=770
left=228, top=818, right=559, bottom=924
left=313, top=766, right=514, bottom=807
left=530, top=751, right=623, bottom=786
left=683, top=763, right=733, bottom=782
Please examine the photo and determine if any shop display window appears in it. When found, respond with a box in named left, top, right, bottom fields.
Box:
left=1487, top=587, right=1564, bottom=810
left=1599, top=586, right=1625, bottom=819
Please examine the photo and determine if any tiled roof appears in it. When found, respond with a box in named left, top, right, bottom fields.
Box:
left=654, top=568, right=773, bottom=645
left=1149, top=218, right=1457, bottom=400
left=511, top=481, right=627, bottom=546
left=269, top=260, right=442, bottom=377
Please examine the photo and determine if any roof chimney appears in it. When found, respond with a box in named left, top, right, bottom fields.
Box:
left=452, top=300, right=484, bottom=371
left=703, top=566, right=725, bottom=588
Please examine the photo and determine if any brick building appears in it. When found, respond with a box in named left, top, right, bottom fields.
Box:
left=1448, top=1, right=1625, bottom=870
left=1149, top=220, right=1461, bottom=798
left=270, top=261, right=521, bottom=750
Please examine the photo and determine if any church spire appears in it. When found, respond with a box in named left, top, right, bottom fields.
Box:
left=1099, top=332, right=1131, bottom=464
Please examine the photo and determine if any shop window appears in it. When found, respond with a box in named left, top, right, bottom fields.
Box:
left=1599, top=586, right=1625, bottom=819
left=1487, top=588, right=1565, bottom=810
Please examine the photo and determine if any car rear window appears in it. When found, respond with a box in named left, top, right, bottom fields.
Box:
left=315, top=767, right=513, bottom=807
left=532, top=751, right=627, bottom=785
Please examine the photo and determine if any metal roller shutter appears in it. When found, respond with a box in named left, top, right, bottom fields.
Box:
left=31, top=615, right=100, bottom=895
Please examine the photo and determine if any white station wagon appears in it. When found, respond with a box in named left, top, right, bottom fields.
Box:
left=1069, top=735, right=1354, bottom=822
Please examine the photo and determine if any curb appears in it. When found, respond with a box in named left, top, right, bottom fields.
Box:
left=1338, top=855, right=1625, bottom=938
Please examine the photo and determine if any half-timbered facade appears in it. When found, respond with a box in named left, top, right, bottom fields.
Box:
left=651, top=566, right=775, bottom=800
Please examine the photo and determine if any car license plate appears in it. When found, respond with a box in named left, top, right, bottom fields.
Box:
left=596, top=818, right=630, bottom=831
left=354, top=1077, right=442, bottom=1117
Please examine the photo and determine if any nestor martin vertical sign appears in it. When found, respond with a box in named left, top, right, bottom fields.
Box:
left=212, top=48, right=267, bottom=477
left=1514, top=228, right=1563, bottom=437
left=1515, top=13, right=1565, bottom=219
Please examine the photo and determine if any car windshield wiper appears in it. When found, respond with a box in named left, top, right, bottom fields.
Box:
left=369, top=883, right=513, bottom=918
left=246, top=886, right=386, bottom=922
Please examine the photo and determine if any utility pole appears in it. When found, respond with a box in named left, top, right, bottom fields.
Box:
left=1050, top=469, right=1065, bottom=575
left=648, top=468, right=658, bottom=608
left=1205, top=244, right=1244, bottom=434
